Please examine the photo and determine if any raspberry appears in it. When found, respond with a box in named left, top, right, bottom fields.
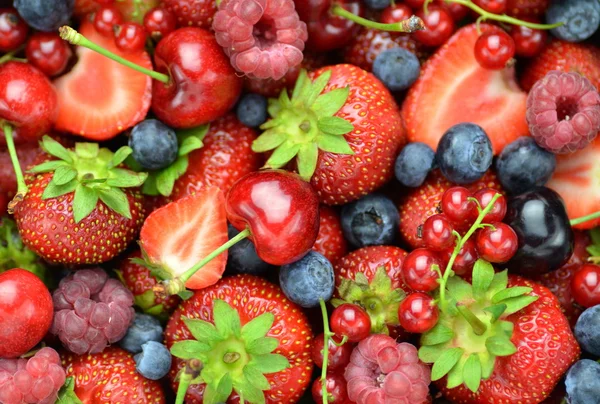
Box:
left=344, top=334, right=431, bottom=404
left=0, top=348, right=65, bottom=404
left=50, top=268, right=135, bottom=355
left=212, top=0, right=308, bottom=80
left=526, top=70, right=600, bottom=154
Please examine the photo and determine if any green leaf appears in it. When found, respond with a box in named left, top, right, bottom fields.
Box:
left=590, top=227, right=600, bottom=244
left=203, top=382, right=224, bottom=404
left=28, top=160, right=68, bottom=174
left=176, top=124, right=209, bottom=144
left=479, top=351, right=496, bottom=379
left=445, top=355, right=467, bottom=389
left=52, top=165, right=78, bottom=186
left=264, top=142, right=300, bottom=168
left=97, top=188, right=131, bottom=219
left=501, top=295, right=539, bottom=315
left=170, top=340, right=211, bottom=359
left=250, top=354, right=290, bottom=374
left=487, top=270, right=508, bottom=298
left=183, top=319, right=223, bottom=343
left=485, top=336, right=517, bottom=356
left=483, top=303, right=507, bottom=323
left=252, top=131, right=287, bottom=153
left=215, top=373, right=233, bottom=403
left=213, top=299, right=242, bottom=337
left=472, top=259, right=495, bottom=298
left=107, top=169, right=147, bottom=188
left=178, top=135, right=203, bottom=156
left=72, top=185, right=99, bottom=223
left=108, top=146, right=132, bottom=168
left=243, top=365, right=271, bottom=390
left=247, top=337, right=279, bottom=355
left=305, top=70, right=331, bottom=106
left=312, top=87, right=350, bottom=118
left=178, top=290, right=194, bottom=300
left=491, top=287, right=533, bottom=304
left=291, top=69, right=309, bottom=101
left=354, top=272, right=369, bottom=286
left=421, top=323, right=454, bottom=346
left=418, top=344, right=449, bottom=363
left=42, top=179, right=77, bottom=200
left=155, top=167, right=177, bottom=197
left=431, top=348, right=464, bottom=381
left=463, top=354, right=482, bottom=393
left=297, top=143, right=318, bottom=181
left=498, top=320, right=514, bottom=338
left=316, top=133, right=354, bottom=155
left=41, top=136, right=73, bottom=163
left=371, top=266, right=392, bottom=296
left=234, top=375, right=266, bottom=404
left=56, top=377, right=83, bottom=404
left=446, top=276, right=473, bottom=302
left=241, top=313, right=275, bottom=344
left=317, top=116, right=354, bottom=135
left=75, top=142, right=99, bottom=159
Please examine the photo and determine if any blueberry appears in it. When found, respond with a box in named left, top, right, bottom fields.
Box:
left=14, top=0, right=74, bottom=32
left=436, top=123, right=493, bottom=185
left=565, top=359, right=600, bottom=404
left=372, top=48, right=420, bottom=92
left=546, top=0, right=600, bottom=43
left=225, top=224, right=273, bottom=276
left=364, top=0, right=390, bottom=11
left=341, top=194, right=399, bottom=248
left=129, top=119, right=178, bottom=171
left=575, top=305, right=600, bottom=356
left=394, top=142, right=435, bottom=187
left=236, top=93, right=268, bottom=128
left=134, top=341, right=172, bottom=380
left=496, top=137, right=556, bottom=195
left=120, top=313, right=163, bottom=354
left=279, top=251, right=335, bottom=308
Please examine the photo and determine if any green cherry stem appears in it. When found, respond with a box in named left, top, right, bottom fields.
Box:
left=570, top=211, right=600, bottom=226
left=58, top=26, right=171, bottom=84
left=2, top=124, right=27, bottom=213
left=331, top=5, right=425, bottom=33
left=319, top=298, right=331, bottom=404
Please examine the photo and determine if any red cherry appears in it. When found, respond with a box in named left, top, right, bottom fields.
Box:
left=472, top=188, right=507, bottom=223
left=474, top=30, right=515, bottom=70
left=473, top=0, right=507, bottom=14
left=399, top=292, right=438, bottom=333
left=311, top=333, right=353, bottom=370
left=0, top=8, right=28, bottom=52
left=441, top=186, right=476, bottom=227
left=0, top=269, right=53, bottom=358
left=434, top=0, right=468, bottom=21
left=380, top=4, right=412, bottom=24
left=440, top=238, right=479, bottom=276
left=510, top=24, right=547, bottom=58
left=571, top=264, right=600, bottom=308
left=475, top=222, right=518, bottom=263
left=401, top=248, right=442, bottom=292
left=143, top=7, right=176, bottom=39
left=114, top=22, right=147, bottom=53
left=414, top=5, right=455, bottom=47
left=311, top=373, right=350, bottom=404
left=422, top=214, right=455, bottom=251
left=95, top=0, right=115, bottom=4
left=25, top=32, right=72, bottom=77
left=330, top=303, right=372, bottom=342
left=404, top=0, right=425, bottom=8
left=93, top=5, right=123, bottom=37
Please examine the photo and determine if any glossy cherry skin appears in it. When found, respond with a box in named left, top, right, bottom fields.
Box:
left=226, top=169, right=320, bottom=266
left=152, top=27, right=242, bottom=128
left=311, top=333, right=353, bottom=370
left=25, top=32, right=72, bottom=77
left=473, top=0, right=507, bottom=14
left=422, top=214, right=455, bottom=251
left=476, top=222, right=518, bottom=263
left=401, top=248, right=441, bottom=292
left=0, top=269, right=53, bottom=358
left=474, top=30, right=516, bottom=70
left=511, top=24, right=547, bottom=58
left=398, top=292, right=438, bottom=333
left=114, top=22, right=147, bottom=53
left=0, top=8, right=28, bottom=52
left=571, top=264, right=600, bottom=308
left=414, top=5, right=455, bottom=47
left=143, top=7, right=176, bottom=39
left=380, top=4, right=412, bottom=24
left=0, top=62, right=58, bottom=145
left=93, top=5, right=123, bottom=37
left=311, top=373, right=350, bottom=403
left=330, top=303, right=372, bottom=342
left=473, top=188, right=507, bottom=223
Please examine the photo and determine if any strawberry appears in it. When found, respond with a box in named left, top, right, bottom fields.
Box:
left=163, top=0, right=217, bottom=29
left=53, top=20, right=152, bottom=140
left=520, top=40, right=600, bottom=92
left=252, top=64, right=405, bottom=205
left=536, top=263, right=584, bottom=327
left=62, top=346, right=166, bottom=403
left=164, top=274, right=313, bottom=403
left=115, top=0, right=160, bottom=23
left=402, top=24, right=529, bottom=155
left=506, top=0, right=550, bottom=18
left=312, top=205, right=348, bottom=264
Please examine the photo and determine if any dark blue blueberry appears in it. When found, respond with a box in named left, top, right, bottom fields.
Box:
left=236, top=93, right=268, bottom=128
left=565, top=359, right=600, bottom=404
left=546, top=0, right=600, bottom=42
left=225, top=224, right=273, bottom=276
left=436, top=123, right=493, bottom=185
left=394, top=142, right=435, bottom=187
left=372, top=48, right=420, bottom=92
left=129, top=119, right=178, bottom=171
left=279, top=251, right=335, bottom=308
left=14, top=0, right=74, bottom=32
left=134, top=341, right=172, bottom=380
left=120, top=313, right=163, bottom=354
left=364, top=0, right=390, bottom=11
left=495, top=137, right=556, bottom=195
left=341, top=193, right=399, bottom=248
left=575, top=305, right=600, bottom=356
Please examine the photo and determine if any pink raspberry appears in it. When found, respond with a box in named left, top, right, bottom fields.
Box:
left=0, top=347, right=66, bottom=404
left=344, top=334, right=431, bottom=404
left=212, top=0, right=308, bottom=80
left=50, top=268, right=135, bottom=355
left=526, top=70, right=600, bottom=154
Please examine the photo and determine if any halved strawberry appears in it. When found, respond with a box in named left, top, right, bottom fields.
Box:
left=402, top=24, right=529, bottom=155
left=546, top=137, right=600, bottom=230
left=139, top=187, right=228, bottom=290
left=53, top=20, right=152, bottom=140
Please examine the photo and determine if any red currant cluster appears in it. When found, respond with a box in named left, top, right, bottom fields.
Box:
left=572, top=263, right=600, bottom=308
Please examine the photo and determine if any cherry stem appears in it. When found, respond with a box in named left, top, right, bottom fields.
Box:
left=570, top=211, right=600, bottom=226
left=2, top=124, right=27, bottom=213
left=58, top=26, right=171, bottom=84
left=331, top=5, right=425, bottom=33
left=319, top=298, right=331, bottom=404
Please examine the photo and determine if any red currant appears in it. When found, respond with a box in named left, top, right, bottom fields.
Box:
left=571, top=264, right=600, bottom=308
left=330, top=303, right=371, bottom=342
left=433, top=0, right=469, bottom=21
left=114, top=22, right=147, bottom=53
left=414, top=5, right=455, bottom=47
left=399, top=292, right=438, bottom=333
left=311, top=333, right=353, bottom=371
left=0, top=8, right=28, bottom=52
left=441, top=186, right=476, bottom=227
left=25, top=33, right=72, bottom=77
left=402, top=248, right=442, bottom=292
left=422, top=214, right=455, bottom=251
left=143, top=7, right=177, bottom=39
left=473, top=0, right=507, bottom=14
left=475, top=222, right=518, bottom=263
left=510, top=24, right=547, bottom=58
left=311, top=373, right=349, bottom=404
left=440, top=238, right=479, bottom=276
left=472, top=188, right=507, bottom=223
left=93, top=5, right=123, bottom=37
left=474, top=30, right=516, bottom=70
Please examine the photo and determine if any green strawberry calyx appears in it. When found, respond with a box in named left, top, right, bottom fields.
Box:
left=170, top=299, right=290, bottom=404
left=251, top=69, right=355, bottom=181
left=586, top=227, right=600, bottom=264
left=56, top=377, right=83, bottom=404
left=0, top=217, right=48, bottom=285
left=28, top=136, right=148, bottom=223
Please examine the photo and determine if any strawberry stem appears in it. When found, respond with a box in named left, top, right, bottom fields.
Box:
left=331, top=5, right=425, bottom=32
left=58, top=26, right=170, bottom=84
left=174, top=370, right=192, bottom=404
left=456, top=305, right=487, bottom=335
left=570, top=211, right=600, bottom=226
left=2, top=124, right=27, bottom=213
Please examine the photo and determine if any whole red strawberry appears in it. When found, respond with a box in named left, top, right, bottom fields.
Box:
left=536, top=263, right=584, bottom=327
left=506, top=0, right=550, bottom=18
left=162, top=0, right=216, bottom=29
left=312, top=205, right=348, bottom=264
left=252, top=64, right=405, bottom=205
left=164, top=274, right=313, bottom=403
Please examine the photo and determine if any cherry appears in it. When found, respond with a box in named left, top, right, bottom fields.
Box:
left=25, top=32, right=72, bottom=77
left=440, top=238, right=479, bottom=276
left=433, top=0, right=468, bottom=21
left=473, top=0, right=507, bottom=14
left=311, top=373, right=350, bottom=404
left=0, top=269, right=53, bottom=358
left=330, top=303, right=372, bottom=342
left=93, top=5, right=123, bottom=37
left=401, top=248, right=442, bottom=292
left=311, top=333, right=353, bottom=370
left=398, top=292, right=438, bottom=333
left=414, top=5, right=455, bottom=47
left=0, top=8, right=28, bottom=52
left=404, top=0, right=425, bottom=8
left=472, top=188, right=507, bottom=223
left=422, top=214, right=455, bottom=251
left=114, top=22, right=147, bottom=53
left=474, top=30, right=516, bottom=70
left=571, top=264, right=600, bottom=308
left=95, top=0, right=115, bottom=4
left=380, top=4, right=412, bottom=24
left=475, top=222, right=518, bottom=263
left=143, top=7, right=176, bottom=39
left=510, top=24, right=547, bottom=58
left=441, top=186, right=476, bottom=228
